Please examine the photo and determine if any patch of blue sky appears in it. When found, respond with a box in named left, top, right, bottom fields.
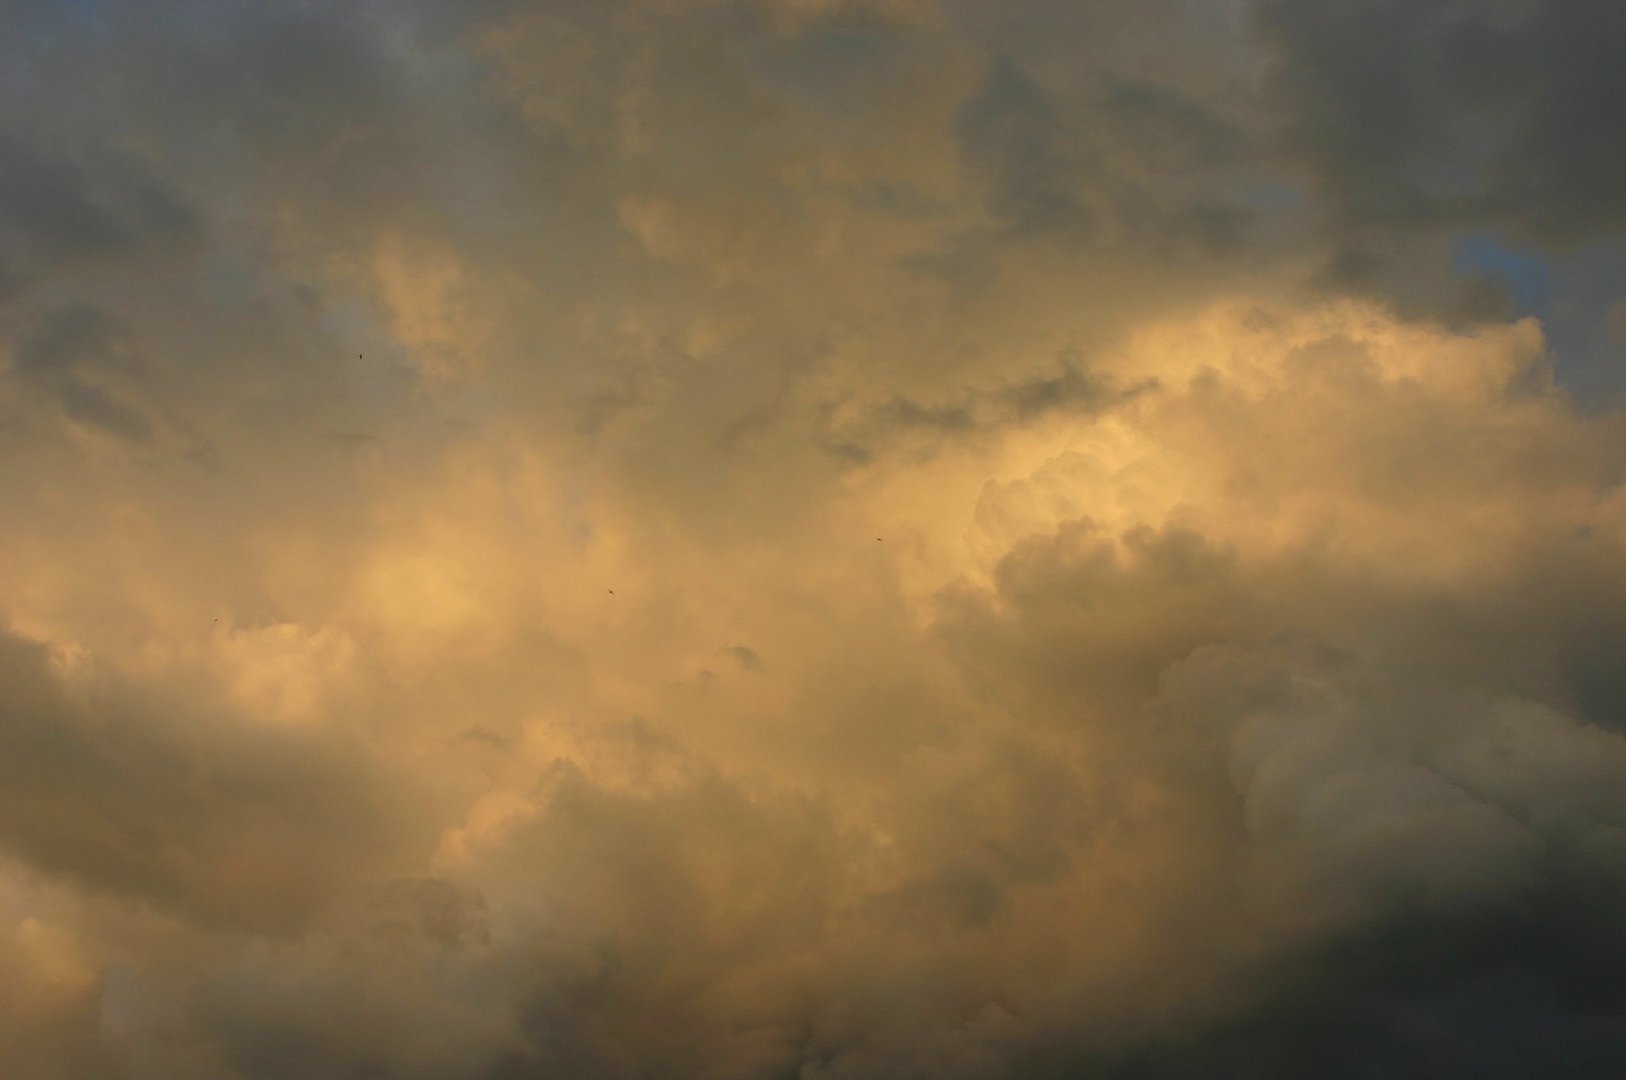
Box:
left=1454, top=233, right=1626, bottom=407
left=1452, top=232, right=1552, bottom=317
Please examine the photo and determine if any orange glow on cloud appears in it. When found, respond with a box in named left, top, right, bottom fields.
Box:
left=5, top=2, right=1626, bottom=1076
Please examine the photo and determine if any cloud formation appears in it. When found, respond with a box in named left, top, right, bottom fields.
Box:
left=4, top=2, right=1626, bottom=1077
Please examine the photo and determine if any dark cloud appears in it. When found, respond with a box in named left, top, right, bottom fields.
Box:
left=1261, top=0, right=1626, bottom=243
left=957, top=57, right=1095, bottom=240
left=934, top=528, right=1626, bottom=1076
left=951, top=51, right=1264, bottom=265
left=11, top=305, right=157, bottom=441
left=1256, top=0, right=1626, bottom=388
left=723, top=643, right=765, bottom=672
left=0, top=628, right=418, bottom=930
left=0, top=131, right=195, bottom=297
left=1077, top=893, right=1626, bottom=1079
left=822, top=358, right=1151, bottom=465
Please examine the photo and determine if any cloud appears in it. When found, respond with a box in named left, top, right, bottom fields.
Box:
left=4, top=1, right=1626, bottom=1077
left=0, top=131, right=195, bottom=299
left=0, top=628, right=421, bottom=931
left=1260, top=0, right=1626, bottom=242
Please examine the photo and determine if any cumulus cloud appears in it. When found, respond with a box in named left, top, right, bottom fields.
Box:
left=4, top=1, right=1626, bottom=1077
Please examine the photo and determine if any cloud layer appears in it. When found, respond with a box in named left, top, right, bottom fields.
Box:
left=4, top=2, right=1626, bottom=1076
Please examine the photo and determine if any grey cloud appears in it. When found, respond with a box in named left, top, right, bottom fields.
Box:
left=928, top=515, right=1626, bottom=1075
left=53, top=379, right=154, bottom=443
left=724, top=644, right=765, bottom=672
left=1077, top=894, right=1626, bottom=1079
left=997, top=357, right=1157, bottom=419
left=0, top=629, right=418, bottom=930
left=13, top=305, right=155, bottom=442
left=14, top=305, right=123, bottom=377
left=0, top=131, right=195, bottom=297
left=957, top=57, right=1095, bottom=241
left=824, top=360, right=1151, bottom=465
left=1101, top=77, right=1247, bottom=173
left=1260, top=0, right=1626, bottom=243
left=1256, top=0, right=1626, bottom=379
left=953, top=55, right=1260, bottom=260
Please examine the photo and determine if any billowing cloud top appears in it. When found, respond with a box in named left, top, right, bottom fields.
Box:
left=4, top=2, right=1626, bottom=1077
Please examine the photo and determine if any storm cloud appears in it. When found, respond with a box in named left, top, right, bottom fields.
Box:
left=3, top=2, right=1626, bottom=1077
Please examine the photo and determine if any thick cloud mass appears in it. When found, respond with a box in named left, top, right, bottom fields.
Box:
left=4, top=2, right=1626, bottom=1077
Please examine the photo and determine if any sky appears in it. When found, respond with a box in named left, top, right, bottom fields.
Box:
left=4, top=1, right=1626, bottom=1077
